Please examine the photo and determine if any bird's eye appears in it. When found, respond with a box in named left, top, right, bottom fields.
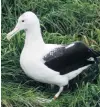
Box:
left=22, top=20, right=24, bottom=22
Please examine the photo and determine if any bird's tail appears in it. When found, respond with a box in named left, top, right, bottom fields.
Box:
left=90, top=49, right=100, bottom=63
left=64, top=65, right=90, bottom=81
left=90, top=49, right=100, bottom=57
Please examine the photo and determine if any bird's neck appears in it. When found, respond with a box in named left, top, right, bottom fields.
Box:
left=24, top=25, right=45, bottom=47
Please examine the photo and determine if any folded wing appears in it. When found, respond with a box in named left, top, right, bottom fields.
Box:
left=43, top=41, right=95, bottom=75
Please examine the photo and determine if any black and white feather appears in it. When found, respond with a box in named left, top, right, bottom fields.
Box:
left=7, top=11, right=100, bottom=100
left=43, top=41, right=98, bottom=75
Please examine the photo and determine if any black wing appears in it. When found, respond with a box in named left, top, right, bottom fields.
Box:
left=43, top=41, right=96, bottom=75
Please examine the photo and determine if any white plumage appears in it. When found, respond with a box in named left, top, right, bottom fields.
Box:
left=7, top=11, right=99, bottom=100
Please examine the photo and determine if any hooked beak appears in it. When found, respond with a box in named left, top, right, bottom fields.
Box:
left=6, top=25, right=20, bottom=41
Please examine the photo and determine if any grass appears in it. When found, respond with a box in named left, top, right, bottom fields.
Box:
left=1, top=0, right=100, bottom=107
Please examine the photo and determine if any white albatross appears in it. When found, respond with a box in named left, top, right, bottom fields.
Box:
left=6, top=11, right=100, bottom=101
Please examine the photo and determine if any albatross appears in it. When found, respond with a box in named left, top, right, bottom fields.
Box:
left=6, top=11, right=100, bottom=100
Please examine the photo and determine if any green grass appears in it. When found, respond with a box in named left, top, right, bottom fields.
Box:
left=1, top=0, right=100, bottom=107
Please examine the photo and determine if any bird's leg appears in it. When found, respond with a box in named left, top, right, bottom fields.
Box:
left=54, top=86, right=63, bottom=100
left=36, top=86, right=64, bottom=103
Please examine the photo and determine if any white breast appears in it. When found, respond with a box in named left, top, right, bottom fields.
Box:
left=20, top=44, right=61, bottom=83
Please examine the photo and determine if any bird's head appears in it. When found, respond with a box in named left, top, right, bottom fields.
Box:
left=6, top=11, right=39, bottom=40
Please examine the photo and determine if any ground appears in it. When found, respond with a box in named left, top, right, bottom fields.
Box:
left=1, top=0, right=100, bottom=107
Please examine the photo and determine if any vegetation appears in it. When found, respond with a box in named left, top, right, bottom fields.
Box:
left=1, top=0, right=100, bottom=107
